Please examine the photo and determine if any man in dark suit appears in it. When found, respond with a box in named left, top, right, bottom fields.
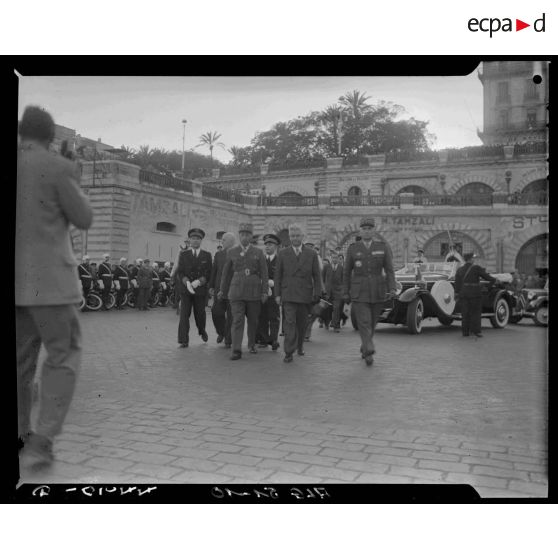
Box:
left=275, top=224, right=322, bottom=363
left=176, top=228, right=213, bottom=347
left=209, top=232, right=236, bottom=347
left=16, top=106, right=93, bottom=470
left=219, top=223, right=268, bottom=360
left=256, top=233, right=281, bottom=351
left=343, top=217, right=396, bottom=366
left=454, top=252, right=496, bottom=337
left=98, top=254, right=113, bottom=310
left=325, top=252, right=344, bottom=332
left=113, top=257, right=130, bottom=309
left=136, top=259, right=153, bottom=310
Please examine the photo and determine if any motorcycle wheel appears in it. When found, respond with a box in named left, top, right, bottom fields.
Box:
left=85, top=293, right=103, bottom=311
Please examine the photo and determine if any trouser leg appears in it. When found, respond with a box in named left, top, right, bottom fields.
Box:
left=225, top=301, right=233, bottom=345
left=212, top=299, right=226, bottom=337
left=256, top=300, right=269, bottom=344
left=461, top=298, right=471, bottom=334
left=178, top=292, right=193, bottom=343
left=102, top=282, right=111, bottom=307
left=470, top=297, right=482, bottom=334
left=283, top=302, right=298, bottom=355
left=332, top=298, right=343, bottom=328
left=16, top=307, right=42, bottom=438
left=353, top=301, right=373, bottom=356
left=297, top=304, right=310, bottom=351
left=268, top=299, right=280, bottom=343
left=29, top=305, right=82, bottom=439
left=305, top=313, right=315, bottom=339
left=230, top=300, right=246, bottom=352
left=246, top=301, right=261, bottom=347
left=192, top=296, right=207, bottom=335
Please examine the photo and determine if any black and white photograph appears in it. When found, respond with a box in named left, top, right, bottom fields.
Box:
left=14, top=60, right=548, bottom=501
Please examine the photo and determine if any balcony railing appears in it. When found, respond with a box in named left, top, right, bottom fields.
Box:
left=508, top=192, right=548, bottom=205
left=446, top=145, right=505, bottom=161
left=513, top=141, right=547, bottom=156
left=202, top=184, right=247, bottom=204
left=220, top=166, right=259, bottom=176
left=263, top=195, right=319, bottom=207
left=413, top=194, right=494, bottom=206
left=268, top=159, right=326, bottom=172
left=330, top=195, right=401, bottom=207
left=139, top=169, right=193, bottom=193
left=385, top=150, right=439, bottom=163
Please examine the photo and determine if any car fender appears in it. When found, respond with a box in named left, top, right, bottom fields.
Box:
left=398, top=287, right=421, bottom=303
left=531, top=296, right=548, bottom=310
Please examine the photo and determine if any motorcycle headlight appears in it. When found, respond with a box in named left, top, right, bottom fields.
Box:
left=395, top=281, right=403, bottom=295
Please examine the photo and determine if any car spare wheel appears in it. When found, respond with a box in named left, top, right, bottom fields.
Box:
left=430, top=280, right=456, bottom=315
left=406, top=298, right=424, bottom=334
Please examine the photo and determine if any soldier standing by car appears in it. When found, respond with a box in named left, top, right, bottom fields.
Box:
left=78, top=255, right=93, bottom=299
left=343, top=217, right=396, bottom=367
left=209, top=232, right=236, bottom=347
left=176, top=229, right=212, bottom=348
left=454, top=252, right=496, bottom=338
left=256, top=233, right=282, bottom=351
left=113, top=257, right=130, bottom=309
left=275, top=224, right=322, bottom=363
left=219, top=223, right=268, bottom=360
left=98, top=254, right=113, bottom=310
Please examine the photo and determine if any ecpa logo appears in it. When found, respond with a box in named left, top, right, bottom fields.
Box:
left=468, top=13, right=546, bottom=37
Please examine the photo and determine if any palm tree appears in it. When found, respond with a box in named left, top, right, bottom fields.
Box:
left=196, top=131, right=225, bottom=163
left=339, top=90, right=371, bottom=119
left=320, top=105, right=347, bottom=155
left=134, top=145, right=155, bottom=169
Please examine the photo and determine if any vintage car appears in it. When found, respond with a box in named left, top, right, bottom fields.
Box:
left=350, top=261, right=516, bottom=334
left=509, top=286, right=548, bottom=327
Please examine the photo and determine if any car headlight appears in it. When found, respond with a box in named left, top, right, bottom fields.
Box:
left=527, top=291, right=536, bottom=300
left=395, top=281, right=403, bottom=295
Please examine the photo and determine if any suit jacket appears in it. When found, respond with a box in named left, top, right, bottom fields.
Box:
left=454, top=263, right=495, bottom=298
left=275, top=245, right=322, bottom=304
left=220, top=244, right=268, bottom=302
left=176, top=248, right=212, bottom=297
left=265, top=253, right=279, bottom=297
left=208, top=249, right=228, bottom=294
left=16, top=140, right=93, bottom=306
left=325, top=264, right=344, bottom=300
left=343, top=237, right=396, bottom=303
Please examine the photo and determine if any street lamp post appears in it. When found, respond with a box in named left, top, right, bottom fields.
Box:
left=181, top=119, right=187, bottom=177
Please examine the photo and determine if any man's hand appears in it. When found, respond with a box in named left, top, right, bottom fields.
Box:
left=275, top=296, right=281, bottom=305
left=312, top=296, right=321, bottom=305
left=387, top=289, right=397, bottom=299
left=191, top=279, right=201, bottom=289
left=342, top=293, right=350, bottom=303
left=268, top=279, right=274, bottom=288
left=261, top=294, right=268, bottom=304
left=209, top=288, right=215, bottom=297
left=181, top=277, right=189, bottom=287
left=217, top=291, right=224, bottom=300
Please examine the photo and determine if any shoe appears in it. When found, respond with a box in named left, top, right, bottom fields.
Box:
left=19, top=433, right=54, bottom=470
left=324, top=324, right=329, bottom=330
left=271, top=342, right=280, bottom=351
left=364, top=354, right=374, bottom=366
left=145, top=307, right=150, bottom=311
left=201, top=331, right=208, bottom=342
left=230, top=352, right=242, bottom=360
left=249, top=346, right=258, bottom=354
left=225, top=343, right=232, bottom=349
left=462, top=333, right=470, bottom=337
left=258, top=343, right=269, bottom=349
left=297, top=349, right=305, bottom=356
left=216, top=335, right=224, bottom=344
left=179, top=342, right=188, bottom=348
left=283, top=354, right=293, bottom=363
left=474, top=333, right=483, bottom=338
left=334, top=328, right=340, bottom=333
left=279, top=332, right=285, bottom=337
left=304, top=336, right=310, bottom=342
left=319, top=324, right=323, bottom=328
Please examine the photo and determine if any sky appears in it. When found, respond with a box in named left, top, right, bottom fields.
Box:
left=17, top=72, right=484, bottom=163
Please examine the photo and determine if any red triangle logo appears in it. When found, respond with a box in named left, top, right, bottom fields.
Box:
left=516, top=19, right=530, bottom=31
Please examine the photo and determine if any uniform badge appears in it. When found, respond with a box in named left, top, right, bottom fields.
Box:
left=245, top=269, right=251, bottom=276
left=355, top=261, right=362, bottom=268
left=356, top=252, right=363, bottom=258
left=372, top=250, right=384, bottom=256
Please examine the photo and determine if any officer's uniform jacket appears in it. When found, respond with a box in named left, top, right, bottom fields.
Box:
left=176, top=248, right=212, bottom=297
left=15, top=140, right=93, bottom=306
left=136, top=266, right=153, bottom=288
left=220, top=244, right=269, bottom=302
left=275, top=245, right=322, bottom=304
left=325, top=263, right=344, bottom=300
left=78, top=263, right=93, bottom=288
left=454, top=263, right=495, bottom=298
left=113, top=264, right=130, bottom=289
left=343, top=236, right=396, bottom=303
left=209, top=249, right=229, bottom=297
left=98, top=261, right=113, bottom=287
left=151, top=269, right=161, bottom=286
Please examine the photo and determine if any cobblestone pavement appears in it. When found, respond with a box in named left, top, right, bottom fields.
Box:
left=20, top=307, right=548, bottom=497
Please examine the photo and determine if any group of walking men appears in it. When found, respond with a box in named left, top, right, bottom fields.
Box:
left=174, top=217, right=397, bottom=366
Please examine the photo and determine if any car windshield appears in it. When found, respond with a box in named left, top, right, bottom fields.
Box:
left=398, top=263, right=456, bottom=275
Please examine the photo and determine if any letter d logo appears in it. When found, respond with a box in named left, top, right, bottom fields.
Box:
left=534, top=13, right=545, bottom=32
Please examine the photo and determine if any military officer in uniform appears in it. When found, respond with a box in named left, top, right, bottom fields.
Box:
left=343, top=217, right=396, bottom=366
left=113, top=257, right=130, bottom=309
left=454, top=252, right=496, bottom=338
left=219, top=223, right=268, bottom=360
left=176, top=228, right=212, bottom=347
left=275, top=224, right=322, bottom=363
left=209, top=232, right=236, bottom=347
left=98, top=254, right=113, bottom=310
left=256, top=233, right=281, bottom=351
left=78, top=255, right=93, bottom=299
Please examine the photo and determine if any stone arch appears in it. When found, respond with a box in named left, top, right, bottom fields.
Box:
left=503, top=222, right=549, bottom=272
left=423, top=231, right=485, bottom=262
left=514, top=167, right=548, bottom=194
left=275, top=185, right=308, bottom=196
left=347, top=185, right=362, bottom=197
left=455, top=182, right=494, bottom=196
left=446, top=173, right=500, bottom=195
left=514, top=233, right=548, bottom=276
left=395, top=185, right=430, bottom=196
left=521, top=178, right=548, bottom=195
left=412, top=223, right=496, bottom=266
left=278, top=190, right=303, bottom=198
